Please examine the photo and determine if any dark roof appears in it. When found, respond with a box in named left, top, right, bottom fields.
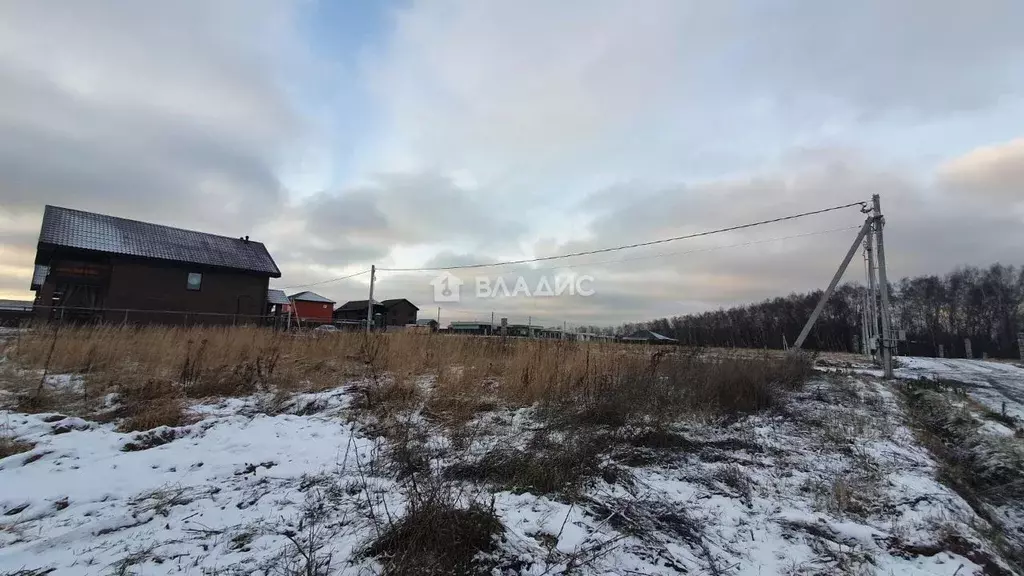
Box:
left=37, top=205, right=281, bottom=277
left=267, top=289, right=290, bottom=305
left=381, top=298, right=419, bottom=311
left=336, top=299, right=381, bottom=311
left=289, top=291, right=334, bottom=303
left=30, top=265, right=49, bottom=290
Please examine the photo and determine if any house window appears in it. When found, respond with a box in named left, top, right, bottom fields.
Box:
left=186, top=272, right=202, bottom=291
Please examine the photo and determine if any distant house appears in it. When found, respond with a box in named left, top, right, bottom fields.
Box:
left=288, top=291, right=334, bottom=323
left=334, top=299, right=385, bottom=325
left=620, top=330, right=678, bottom=345
left=381, top=299, right=418, bottom=327
left=0, top=300, right=34, bottom=327
left=415, top=318, right=439, bottom=331
left=30, top=205, right=280, bottom=325
left=449, top=321, right=495, bottom=335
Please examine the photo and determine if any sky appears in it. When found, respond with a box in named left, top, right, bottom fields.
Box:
left=1, top=0, right=1022, bottom=328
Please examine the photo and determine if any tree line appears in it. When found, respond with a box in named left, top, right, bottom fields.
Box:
left=586, top=263, right=1024, bottom=359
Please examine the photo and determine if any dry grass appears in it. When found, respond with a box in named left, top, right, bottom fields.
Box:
left=0, top=433, right=34, bottom=459
left=362, top=466, right=504, bottom=576
left=3, top=324, right=814, bottom=431
left=114, top=378, right=187, bottom=432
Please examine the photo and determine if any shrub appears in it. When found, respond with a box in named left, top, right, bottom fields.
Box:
left=364, top=488, right=502, bottom=576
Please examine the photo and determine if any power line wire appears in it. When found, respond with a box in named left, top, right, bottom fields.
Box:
left=520, top=225, right=861, bottom=273
left=277, top=269, right=370, bottom=290
left=378, top=201, right=867, bottom=272
left=418, top=226, right=862, bottom=326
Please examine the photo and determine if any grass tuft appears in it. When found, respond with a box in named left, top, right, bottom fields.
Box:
left=365, top=496, right=502, bottom=576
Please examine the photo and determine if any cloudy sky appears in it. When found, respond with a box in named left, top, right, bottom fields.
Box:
left=1, top=0, right=1022, bottom=327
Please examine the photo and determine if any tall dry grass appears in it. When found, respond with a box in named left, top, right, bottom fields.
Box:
left=3, top=324, right=814, bottom=428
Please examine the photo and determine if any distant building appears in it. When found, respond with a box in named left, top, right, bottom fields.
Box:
left=0, top=300, right=34, bottom=326
left=620, top=330, right=678, bottom=345
left=334, top=299, right=385, bottom=325
left=288, top=291, right=334, bottom=323
left=335, top=298, right=419, bottom=327
left=415, top=318, right=439, bottom=332
left=381, top=299, right=419, bottom=326
left=30, top=205, right=280, bottom=324
left=449, top=321, right=495, bottom=335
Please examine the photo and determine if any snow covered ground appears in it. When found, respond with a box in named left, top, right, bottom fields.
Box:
left=893, top=357, right=1024, bottom=422
left=1, top=360, right=1022, bottom=575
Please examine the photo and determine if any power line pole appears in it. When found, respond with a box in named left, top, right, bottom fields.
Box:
left=873, top=194, right=894, bottom=379
left=366, top=264, right=376, bottom=335
left=865, top=235, right=879, bottom=360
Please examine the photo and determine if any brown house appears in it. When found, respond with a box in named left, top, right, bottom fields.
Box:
left=381, top=299, right=419, bottom=326
left=31, top=205, right=281, bottom=325
left=334, top=299, right=385, bottom=326
left=334, top=298, right=419, bottom=327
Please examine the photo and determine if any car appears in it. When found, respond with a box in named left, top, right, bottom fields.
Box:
left=314, top=324, right=339, bottom=333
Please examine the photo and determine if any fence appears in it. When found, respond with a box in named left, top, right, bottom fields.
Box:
left=27, top=304, right=284, bottom=328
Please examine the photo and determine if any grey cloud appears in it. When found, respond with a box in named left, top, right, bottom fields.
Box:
left=936, top=139, right=1024, bottom=201
left=304, top=191, right=389, bottom=237
left=730, top=1, right=1024, bottom=117
left=0, top=0, right=300, bottom=231
left=299, top=173, right=526, bottom=249
left=522, top=151, right=1024, bottom=324
left=0, top=0, right=304, bottom=297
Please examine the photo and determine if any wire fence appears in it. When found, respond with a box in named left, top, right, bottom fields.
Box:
left=19, top=305, right=287, bottom=329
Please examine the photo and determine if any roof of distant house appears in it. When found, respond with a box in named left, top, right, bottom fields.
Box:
left=288, top=291, right=334, bottom=303
left=336, top=299, right=383, bottom=311
left=381, top=298, right=419, bottom=310
left=267, top=289, right=290, bottom=305
left=36, top=205, right=281, bottom=277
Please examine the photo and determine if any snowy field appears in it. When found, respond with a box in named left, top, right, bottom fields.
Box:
left=2, top=351, right=1023, bottom=575
left=894, top=357, right=1024, bottom=422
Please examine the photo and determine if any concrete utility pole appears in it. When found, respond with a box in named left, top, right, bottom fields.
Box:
left=861, top=297, right=870, bottom=356
left=793, top=216, right=874, bottom=350
left=872, top=194, right=894, bottom=379
left=865, top=234, right=879, bottom=360
left=366, top=264, right=376, bottom=335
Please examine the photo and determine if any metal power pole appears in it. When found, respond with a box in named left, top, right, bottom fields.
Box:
left=872, top=195, right=894, bottom=378
left=366, top=264, right=376, bottom=335
left=793, top=216, right=874, bottom=350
